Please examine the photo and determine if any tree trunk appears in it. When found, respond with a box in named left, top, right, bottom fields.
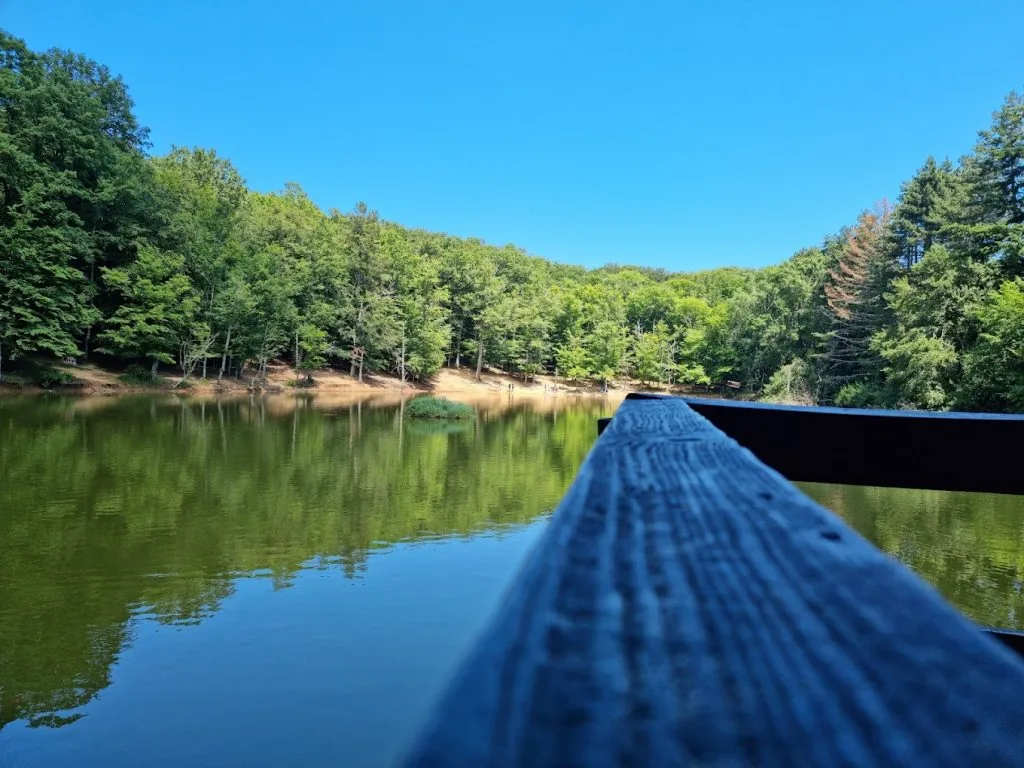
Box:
left=295, top=332, right=301, bottom=383
left=475, top=337, right=484, bottom=382
left=350, top=327, right=357, bottom=377
left=151, top=359, right=159, bottom=378
left=83, top=261, right=95, bottom=359
left=400, top=335, right=406, bottom=386
left=219, top=328, right=232, bottom=382
left=0, top=340, right=4, bottom=383
left=202, top=357, right=207, bottom=380
left=350, top=305, right=362, bottom=377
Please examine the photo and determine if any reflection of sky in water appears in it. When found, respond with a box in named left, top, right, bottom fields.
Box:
left=0, top=395, right=610, bottom=767
left=1, top=523, right=549, bottom=768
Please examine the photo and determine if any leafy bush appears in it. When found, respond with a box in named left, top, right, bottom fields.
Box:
left=35, top=366, right=75, bottom=390
left=120, top=364, right=158, bottom=385
left=834, top=382, right=888, bottom=409
left=677, top=363, right=711, bottom=388
left=957, top=278, right=1024, bottom=412
left=762, top=359, right=813, bottom=405
left=405, top=396, right=474, bottom=420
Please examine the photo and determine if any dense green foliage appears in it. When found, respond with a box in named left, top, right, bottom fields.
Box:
left=2, top=31, right=1023, bottom=409
left=405, top=396, right=474, bottom=419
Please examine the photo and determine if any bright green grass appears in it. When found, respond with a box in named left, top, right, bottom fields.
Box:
left=405, top=396, right=474, bottom=420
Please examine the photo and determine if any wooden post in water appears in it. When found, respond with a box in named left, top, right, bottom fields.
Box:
left=405, top=395, right=1024, bottom=766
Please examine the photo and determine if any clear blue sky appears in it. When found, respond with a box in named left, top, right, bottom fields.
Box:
left=4, top=0, right=1022, bottom=271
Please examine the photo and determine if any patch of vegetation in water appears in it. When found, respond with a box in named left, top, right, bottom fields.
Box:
left=405, top=396, right=474, bottom=420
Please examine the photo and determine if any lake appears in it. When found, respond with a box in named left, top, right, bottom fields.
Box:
left=2, top=395, right=1023, bottom=767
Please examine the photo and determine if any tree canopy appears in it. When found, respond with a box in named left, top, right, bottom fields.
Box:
left=2, top=31, right=1023, bottom=410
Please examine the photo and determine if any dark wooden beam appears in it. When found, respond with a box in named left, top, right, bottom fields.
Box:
left=987, top=627, right=1024, bottom=657
left=608, top=398, right=1024, bottom=655
left=667, top=395, right=1024, bottom=495
left=406, top=396, right=1024, bottom=766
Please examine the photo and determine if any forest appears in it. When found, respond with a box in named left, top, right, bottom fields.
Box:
left=2, top=30, right=1023, bottom=411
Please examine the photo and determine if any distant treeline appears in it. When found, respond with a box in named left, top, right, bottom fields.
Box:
left=1, top=30, right=1022, bottom=410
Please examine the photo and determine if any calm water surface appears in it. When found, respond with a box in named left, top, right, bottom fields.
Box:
left=801, top=482, right=1024, bottom=630
left=0, top=394, right=612, bottom=767
left=2, top=395, right=1023, bottom=767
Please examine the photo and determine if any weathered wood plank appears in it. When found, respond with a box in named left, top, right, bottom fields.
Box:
left=405, top=395, right=1024, bottom=767
left=679, top=395, right=1024, bottom=494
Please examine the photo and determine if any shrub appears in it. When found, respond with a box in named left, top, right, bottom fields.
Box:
left=120, top=364, right=158, bottom=386
left=834, top=382, right=888, bottom=409
left=35, top=366, right=75, bottom=390
left=762, top=359, right=813, bottom=405
left=405, top=396, right=474, bottom=420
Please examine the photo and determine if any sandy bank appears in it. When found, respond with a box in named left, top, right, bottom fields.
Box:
left=0, top=361, right=688, bottom=402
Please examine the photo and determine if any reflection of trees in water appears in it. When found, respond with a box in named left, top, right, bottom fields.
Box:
left=802, top=482, right=1024, bottom=630
left=1, top=617, right=128, bottom=729
left=0, top=396, right=610, bottom=730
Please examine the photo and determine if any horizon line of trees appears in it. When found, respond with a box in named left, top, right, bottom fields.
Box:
left=2, top=30, right=1023, bottom=410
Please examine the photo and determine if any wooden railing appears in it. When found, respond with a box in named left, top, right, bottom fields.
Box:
left=405, top=394, right=1024, bottom=766
left=605, top=395, right=1024, bottom=658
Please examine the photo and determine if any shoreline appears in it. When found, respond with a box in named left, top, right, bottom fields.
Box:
left=0, top=361, right=692, bottom=401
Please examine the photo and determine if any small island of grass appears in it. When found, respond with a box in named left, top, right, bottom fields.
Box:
left=405, top=396, right=474, bottom=420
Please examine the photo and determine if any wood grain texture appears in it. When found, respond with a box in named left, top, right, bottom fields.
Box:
left=404, top=395, right=1024, bottom=767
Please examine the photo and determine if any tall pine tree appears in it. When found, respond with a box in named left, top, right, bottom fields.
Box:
left=890, top=157, right=963, bottom=268
left=820, top=202, right=892, bottom=400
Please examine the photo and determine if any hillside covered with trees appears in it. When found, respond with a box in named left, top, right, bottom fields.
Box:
left=2, top=30, right=1023, bottom=410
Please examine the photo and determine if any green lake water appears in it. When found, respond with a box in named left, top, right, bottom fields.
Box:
left=1, top=395, right=1023, bottom=767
